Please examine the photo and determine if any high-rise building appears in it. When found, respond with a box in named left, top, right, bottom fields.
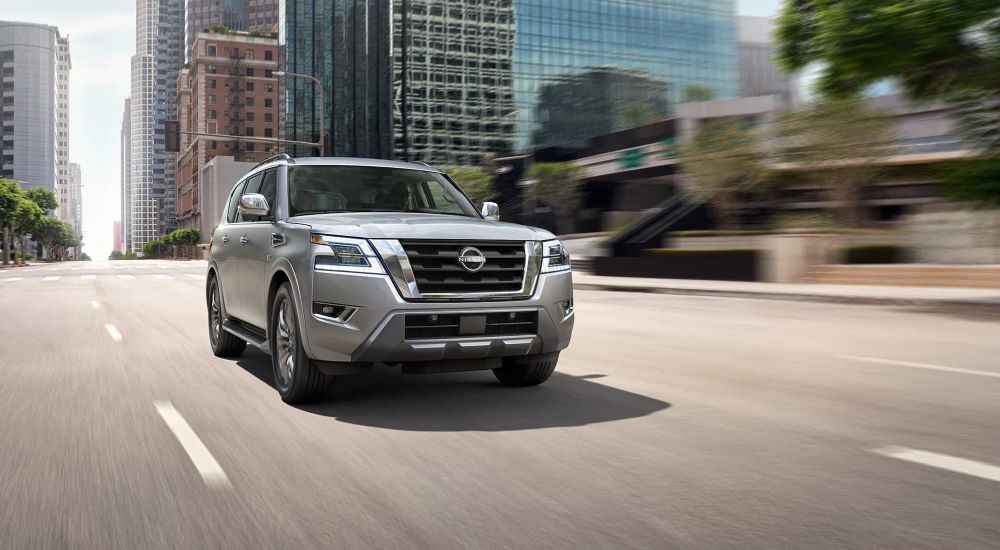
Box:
left=120, top=97, right=131, bottom=254
left=280, top=0, right=738, bottom=165
left=113, top=221, right=123, bottom=254
left=129, top=0, right=184, bottom=254
left=176, top=31, right=279, bottom=236
left=68, top=162, right=82, bottom=254
left=184, top=0, right=279, bottom=61
left=738, top=16, right=792, bottom=99
left=0, top=21, right=69, bottom=195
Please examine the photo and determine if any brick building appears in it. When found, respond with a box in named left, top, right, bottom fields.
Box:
left=176, top=31, right=278, bottom=233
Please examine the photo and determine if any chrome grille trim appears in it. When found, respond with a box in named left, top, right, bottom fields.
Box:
left=371, top=239, right=542, bottom=301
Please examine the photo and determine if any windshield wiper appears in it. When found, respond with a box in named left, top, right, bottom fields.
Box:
left=405, top=208, right=472, bottom=217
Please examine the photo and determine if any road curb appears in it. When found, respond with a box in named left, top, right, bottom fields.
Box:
left=573, top=283, right=1000, bottom=315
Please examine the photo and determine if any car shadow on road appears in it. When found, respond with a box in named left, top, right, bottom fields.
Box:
left=234, top=349, right=670, bottom=432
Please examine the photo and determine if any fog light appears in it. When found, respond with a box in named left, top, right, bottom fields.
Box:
left=559, top=299, right=574, bottom=317
left=312, top=302, right=359, bottom=324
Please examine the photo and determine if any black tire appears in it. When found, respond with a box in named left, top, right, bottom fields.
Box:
left=492, top=352, right=559, bottom=386
left=270, top=283, right=334, bottom=403
left=208, top=276, right=246, bottom=357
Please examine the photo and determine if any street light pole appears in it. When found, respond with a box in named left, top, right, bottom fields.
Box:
left=274, top=70, right=326, bottom=157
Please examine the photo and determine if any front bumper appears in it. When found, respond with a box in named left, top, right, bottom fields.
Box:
left=300, top=269, right=574, bottom=364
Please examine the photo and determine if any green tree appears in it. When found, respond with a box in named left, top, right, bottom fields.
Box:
left=941, top=158, right=1000, bottom=207
left=0, top=178, right=23, bottom=265
left=32, top=217, right=77, bottom=261
left=109, top=250, right=125, bottom=260
left=776, top=0, right=1000, bottom=100
left=679, top=118, right=762, bottom=229
left=525, top=162, right=585, bottom=235
left=143, top=238, right=168, bottom=258
left=163, top=227, right=202, bottom=258
left=447, top=167, right=496, bottom=205
left=622, top=101, right=655, bottom=127
left=26, top=188, right=57, bottom=213
left=682, top=85, right=716, bottom=103
left=774, top=98, right=895, bottom=226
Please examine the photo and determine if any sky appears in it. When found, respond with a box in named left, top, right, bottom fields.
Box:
left=1, top=0, right=783, bottom=260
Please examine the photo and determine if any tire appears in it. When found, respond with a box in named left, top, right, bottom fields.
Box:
left=208, top=276, right=246, bottom=357
left=492, top=352, right=559, bottom=386
left=270, top=282, right=334, bottom=403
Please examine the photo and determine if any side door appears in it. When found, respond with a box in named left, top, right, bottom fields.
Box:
left=236, top=169, right=276, bottom=330
left=217, top=179, right=248, bottom=321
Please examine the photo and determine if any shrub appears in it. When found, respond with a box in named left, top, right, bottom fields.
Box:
left=842, top=245, right=907, bottom=264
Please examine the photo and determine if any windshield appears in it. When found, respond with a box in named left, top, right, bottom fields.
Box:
left=288, top=165, right=478, bottom=218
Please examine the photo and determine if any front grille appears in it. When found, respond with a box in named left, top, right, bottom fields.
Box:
left=404, top=311, right=538, bottom=339
left=399, top=240, right=526, bottom=295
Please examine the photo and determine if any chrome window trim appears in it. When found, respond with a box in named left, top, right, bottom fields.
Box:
left=371, top=240, right=543, bottom=301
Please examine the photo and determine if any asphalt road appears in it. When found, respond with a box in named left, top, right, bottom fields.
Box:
left=1, top=260, right=999, bottom=549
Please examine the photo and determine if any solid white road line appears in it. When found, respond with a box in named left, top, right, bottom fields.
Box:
left=873, top=446, right=1000, bottom=484
left=153, top=274, right=173, bottom=280
left=91, top=300, right=100, bottom=309
left=70, top=267, right=79, bottom=271
left=43, top=276, right=60, bottom=281
left=841, top=355, right=1000, bottom=380
left=154, top=401, right=230, bottom=488
left=104, top=324, right=123, bottom=342
left=118, top=274, right=135, bottom=280
left=82, top=274, right=96, bottom=280
left=46, top=268, right=58, bottom=271
left=1, top=277, right=23, bottom=282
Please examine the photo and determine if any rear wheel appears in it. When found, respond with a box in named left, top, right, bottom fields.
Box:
left=208, top=276, right=246, bottom=357
left=270, top=283, right=334, bottom=403
left=492, top=352, right=559, bottom=386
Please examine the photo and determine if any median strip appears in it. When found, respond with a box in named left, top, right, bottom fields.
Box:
left=154, top=401, right=230, bottom=488
left=873, top=446, right=1000, bottom=484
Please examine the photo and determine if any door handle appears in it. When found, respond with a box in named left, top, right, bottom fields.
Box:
left=271, top=233, right=286, bottom=247
left=222, top=235, right=230, bottom=243
left=240, top=235, right=249, bottom=245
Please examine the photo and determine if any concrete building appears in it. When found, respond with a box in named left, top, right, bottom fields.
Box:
left=120, top=97, right=131, bottom=253
left=198, top=155, right=255, bottom=239
left=738, top=16, right=792, bottom=99
left=176, top=31, right=279, bottom=234
left=129, top=0, right=184, bottom=253
left=0, top=21, right=69, bottom=197
left=281, top=0, right=738, bottom=165
left=184, top=0, right=279, bottom=62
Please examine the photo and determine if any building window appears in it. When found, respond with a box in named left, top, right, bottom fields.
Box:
left=264, top=128, right=273, bottom=137
left=246, top=127, right=255, bottom=136
left=208, top=95, right=216, bottom=105
left=246, top=82, right=255, bottom=92
left=264, top=98, right=272, bottom=108
left=264, top=69, right=273, bottom=78
left=207, top=110, right=217, bottom=120
left=208, top=79, right=216, bottom=89
left=264, top=113, right=272, bottom=123
left=245, top=49, right=254, bottom=60
left=245, top=112, right=255, bottom=121
left=245, top=97, right=254, bottom=106
left=264, top=50, right=272, bottom=61
left=245, top=68, right=255, bottom=77
left=207, top=45, right=216, bottom=56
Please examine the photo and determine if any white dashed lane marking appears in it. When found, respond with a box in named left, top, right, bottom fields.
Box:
left=91, top=300, right=100, bottom=309
left=873, top=447, right=1000, bottom=484
left=43, top=276, right=60, bottom=281
left=82, top=275, right=96, bottom=280
left=154, top=401, right=230, bottom=488
left=841, top=355, right=1000, bottom=381
left=153, top=274, right=174, bottom=280
left=104, top=324, right=123, bottom=342
left=118, top=274, right=135, bottom=280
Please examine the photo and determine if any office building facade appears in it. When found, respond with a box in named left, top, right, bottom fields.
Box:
left=176, top=31, right=279, bottom=234
left=281, top=0, right=737, bottom=165
left=738, top=16, right=792, bottom=99
left=0, top=21, right=69, bottom=196
left=120, top=97, right=131, bottom=254
left=184, top=0, right=279, bottom=61
left=68, top=162, right=82, bottom=255
left=129, top=0, right=184, bottom=253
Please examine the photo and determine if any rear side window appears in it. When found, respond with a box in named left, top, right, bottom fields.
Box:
left=225, top=180, right=247, bottom=224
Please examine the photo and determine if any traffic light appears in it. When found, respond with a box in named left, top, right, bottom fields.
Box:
left=164, top=120, right=180, bottom=152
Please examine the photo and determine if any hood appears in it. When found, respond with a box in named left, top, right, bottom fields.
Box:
left=290, top=212, right=556, bottom=242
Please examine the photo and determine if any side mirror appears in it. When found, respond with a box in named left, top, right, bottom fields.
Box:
left=481, top=201, right=500, bottom=221
left=239, top=193, right=270, bottom=217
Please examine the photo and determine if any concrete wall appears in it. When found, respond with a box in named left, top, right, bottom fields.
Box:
left=200, top=156, right=255, bottom=243
left=669, top=232, right=905, bottom=250
left=905, top=209, right=1000, bottom=264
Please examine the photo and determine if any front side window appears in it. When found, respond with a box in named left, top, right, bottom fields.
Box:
left=288, top=166, right=477, bottom=218
left=225, top=180, right=248, bottom=223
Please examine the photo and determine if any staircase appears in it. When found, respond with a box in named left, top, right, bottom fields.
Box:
left=803, top=265, right=1000, bottom=289
left=608, top=195, right=712, bottom=256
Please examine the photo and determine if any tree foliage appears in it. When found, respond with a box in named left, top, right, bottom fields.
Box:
left=32, top=216, right=78, bottom=261
left=679, top=118, right=762, bottom=230
left=446, top=167, right=496, bottom=205
left=526, top=162, right=585, bottom=235
left=941, top=158, right=1000, bottom=207
left=109, top=250, right=125, bottom=260
left=776, top=0, right=1000, bottom=100
left=774, top=98, right=895, bottom=226
left=0, top=179, right=45, bottom=265
left=682, top=85, right=716, bottom=103
left=26, top=187, right=57, bottom=213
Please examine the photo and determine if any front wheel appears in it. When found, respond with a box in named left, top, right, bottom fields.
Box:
left=492, top=352, right=559, bottom=386
left=208, top=277, right=246, bottom=357
left=270, top=283, right=334, bottom=403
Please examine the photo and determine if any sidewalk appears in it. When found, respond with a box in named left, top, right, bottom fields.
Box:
left=573, top=273, right=1000, bottom=313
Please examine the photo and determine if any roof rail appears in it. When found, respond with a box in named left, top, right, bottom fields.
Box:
left=253, top=153, right=292, bottom=170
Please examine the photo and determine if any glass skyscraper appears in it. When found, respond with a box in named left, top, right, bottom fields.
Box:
left=281, top=0, right=737, bottom=165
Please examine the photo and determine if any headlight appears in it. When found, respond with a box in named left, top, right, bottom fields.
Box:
left=310, top=235, right=385, bottom=274
left=540, top=239, right=571, bottom=273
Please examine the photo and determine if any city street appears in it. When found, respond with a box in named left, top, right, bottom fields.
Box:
left=1, top=260, right=999, bottom=549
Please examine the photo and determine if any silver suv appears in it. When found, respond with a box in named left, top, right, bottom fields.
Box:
left=207, top=155, right=575, bottom=403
